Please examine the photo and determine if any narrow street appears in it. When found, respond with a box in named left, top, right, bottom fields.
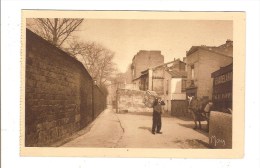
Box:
left=62, top=107, right=209, bottom=148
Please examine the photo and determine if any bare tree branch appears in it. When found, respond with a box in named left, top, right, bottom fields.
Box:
left=65, top=40, right=117, bottom=86
left=27, top=18, right=84, bottom=47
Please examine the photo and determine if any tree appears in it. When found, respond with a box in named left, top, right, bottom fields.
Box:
left=110, top=72, right=126, bottom=85
left=26, top=18, right=84, bottom=47
left=66, top=40, right=117, bottom=85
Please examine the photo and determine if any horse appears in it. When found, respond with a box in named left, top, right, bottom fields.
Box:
left=187, top=96, right=213, bottom=131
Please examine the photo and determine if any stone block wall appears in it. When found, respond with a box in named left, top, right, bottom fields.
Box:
left=116, top=89, right=153, bottom=113
left=93, top=86, right=107, bottom=118
left=209, top=111, right=232, bottom=148
left=25, top=29, right=106, bottom=146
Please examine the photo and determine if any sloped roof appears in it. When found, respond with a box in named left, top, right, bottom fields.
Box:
left=167, top=70, right=187, bottom=78
left=132, top=76, right=141, bottom=81
left=141, top=59, right=185, bottom=74
left=211, top=63, right=233, bottom=78
left=186, top=40, right=233, bottom=57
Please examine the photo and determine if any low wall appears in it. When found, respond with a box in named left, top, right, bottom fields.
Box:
left=25, top=29, right=106, bottom=146
left=208, top=111, right=232, bottom=149
left=116, top=89, right=152, bottom=113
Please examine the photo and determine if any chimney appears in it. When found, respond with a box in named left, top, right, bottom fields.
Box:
left=226, top=39, right=233, bottom=46
left=226, top=39, right=232, bottom=42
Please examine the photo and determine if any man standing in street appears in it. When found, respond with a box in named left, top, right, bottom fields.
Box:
left=152, top=98, right=165, bottom=135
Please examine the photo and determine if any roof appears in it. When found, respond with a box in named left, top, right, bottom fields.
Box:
left=167, top=70, right=187, bottom=78
left=132, top=50, right=162, bottom=61
left=211, top=63, right=233, bottom=78
left=186, top=40, right=233, bottom=57
left=132, top=76, right=141, bottom=81
left=141, top=59, right=185, bottom=74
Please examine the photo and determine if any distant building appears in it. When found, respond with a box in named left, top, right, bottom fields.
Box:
left=139, top=59, right=187, bottom=112
left=185, top=40, right=233, bottom=100
left=124, top=64, right=133, bottom=84
left=131, top=50, right=164, bottom=82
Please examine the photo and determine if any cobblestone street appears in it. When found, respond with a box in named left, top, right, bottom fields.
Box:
left=62, top=107, right=209, bottom=148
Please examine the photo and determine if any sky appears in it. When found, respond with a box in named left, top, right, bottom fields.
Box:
left=74, top=19, right=233, bottom=73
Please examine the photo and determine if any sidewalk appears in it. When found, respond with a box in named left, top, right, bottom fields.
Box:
left=62, top=108, right=123, bottom=147
left=62, top=107, right=209, bottom=148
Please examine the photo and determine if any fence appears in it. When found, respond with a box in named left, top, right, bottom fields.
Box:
left=25, top=29, right=107, bottom=146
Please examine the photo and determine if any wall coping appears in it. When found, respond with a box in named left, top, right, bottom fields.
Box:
left=26, top=28, right=93, bottom=80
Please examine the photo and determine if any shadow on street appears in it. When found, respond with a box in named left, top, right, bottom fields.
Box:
left=119, top=111, right=178, bottom=118
left=178, top=123, right=209, bottom=137
left=123, top=112, right=153, bottom=116
left=173, top=116, right=194, bottom=121
left=138, top=126, right=152, bottom=133
left=173, top=139, right=210, bottom=149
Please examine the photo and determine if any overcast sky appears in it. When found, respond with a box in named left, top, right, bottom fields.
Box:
left=74, top=19, right=233, bottom=73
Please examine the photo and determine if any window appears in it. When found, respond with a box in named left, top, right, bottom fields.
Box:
left=166, top=80, right=169, bottom=95
left=181, top=79, right=187, bottom=92
left=191, top=65, right=195, bottom=79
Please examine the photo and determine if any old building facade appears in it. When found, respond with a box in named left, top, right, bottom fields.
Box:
left=211, top=63, right=233, bottom=111
left=131, top=50, right=164, bottom=81
left=139, top=59, right=187, bottom=113
left=164, top=69, right=187, bottom=113
left=185, top=40, right=233, bottom=100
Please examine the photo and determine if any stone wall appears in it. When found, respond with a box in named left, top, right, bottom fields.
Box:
left=25, top=29, right=106, bottom=146
left=93, top=85, right=107, bottom=118
left=209, top=111, right=232, bottom=148
left=116, top=89, right=152, bottom=113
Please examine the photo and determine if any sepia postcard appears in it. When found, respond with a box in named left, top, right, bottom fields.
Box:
left=21, top=10, right=245, bottom=158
